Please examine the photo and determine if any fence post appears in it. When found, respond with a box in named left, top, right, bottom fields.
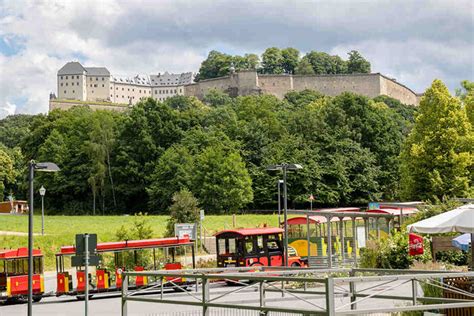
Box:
left=121, top=273, right=128, bottom=316
left=202, top=276, right=210, bottom=316
left=325, top=276, right=335, bottom=316
left=349, top=270, right=357, bottom=310
left=412, top=278, right=417, bottom=305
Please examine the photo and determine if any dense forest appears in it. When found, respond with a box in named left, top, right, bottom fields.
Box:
left=1, top=89, right=416, bottom=214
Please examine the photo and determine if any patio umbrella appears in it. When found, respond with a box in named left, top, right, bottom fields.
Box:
left=452, top=233, right=472, bottom=251
left=407, top=203, right=474, bottom=268
left=407, top=204, right=474, bottom=234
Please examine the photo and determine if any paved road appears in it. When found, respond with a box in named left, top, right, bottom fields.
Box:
left=1, top=272, right=415, bottom=316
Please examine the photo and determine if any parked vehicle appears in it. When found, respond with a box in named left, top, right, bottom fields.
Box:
left=0, top=248, right=44, bottom=303
left=215, top=227, right=305, bottom=268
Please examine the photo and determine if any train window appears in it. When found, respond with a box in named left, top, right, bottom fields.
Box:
left=22, top=259, right=28, bottom=274
left=218, top=239, right=226, bottom=255
left=228, top=238, right=236, bottom=254
left=0, top=261, right=4, bottom=273
left=257, top=236, right=264, bottom=254
left=245, top=237, right=255, bottom=255
left=6, top=261, right=14, bottom=274
left=267, top=234, right=281, bottom=252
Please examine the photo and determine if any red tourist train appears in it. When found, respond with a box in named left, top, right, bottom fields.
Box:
left=0, top=248, right=44, bottom=303
left=1, top=227, right=308, bottom=303
left=215, top=227, right=306, bottom=268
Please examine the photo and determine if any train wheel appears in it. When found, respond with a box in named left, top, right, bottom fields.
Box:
left=291, top=262, right=301, bottom=267
left=33, top=296, right=42, bottom=303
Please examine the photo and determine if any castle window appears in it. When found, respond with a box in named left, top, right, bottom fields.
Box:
left=66, top=83, right=68, bottom=86
left=102, top=77, right=104, bottom=81
left=139, top=90, right=142, bottom=93
left=132, top=89, right=134, bottom=92
left=90, top=84, right=93, bottom=87
left=77, top=82, right=79, bottom=86
left=174, top=89, right=177, bottom=93
left=122, top=88, right=124, bottom=91
left=102, top=84, right=104, bottom=87
left=72, top=90, right=75, bottom=93
left=72, top=83, right=74, bottom=86
left=77, top=75, right=79, bottom=79
left=61, top=83, right=63, bottom=86
left=116, top=95, right=118, bottom=98
left=116, top=87, right=118, bottom=90
left=122, top=95, right=124, bottom=98
left=128, top=88, right=130, bottom=91
left=94, top=84, right=97, bottom=88
left=180, top=88, right=182, bottom=93
left=64, top=90, right=66, bottom=93
left=60, top=76, right=63, bottom=80
left=96, top=77, right=98, bottom=81
left=92, top=90, right=94, bottom=93
left=66, top=76, right=68, bottom=79
left=111, top=94, right=113, bottom=97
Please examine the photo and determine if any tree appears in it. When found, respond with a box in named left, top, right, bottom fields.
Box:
left=400, top=79, right=473, bottom=200
left=0, top=148, right=14, bottom=200
left=281, top=47, right=300, bottom=74
left=347, top=50, right=371, bottom=73
left=261, top=47, right=284, bottom=74
left=294, top=56, right=315, bottom=75
left=0, top=114, right=36, bottom=148
left=305, top=51, right=334, bottom=74
left=147, top=145, right=194, bottom=212
left=197, top=50, right=233, bottom=80
left=456, top=80, right=474, bottom=126
left=165, top=189, right=200, bottom=237
left=243, top=53, right=259, bottom=70
left=203, top=89, right=233, bottom=107
left=193, top=145, right=253, bottom=213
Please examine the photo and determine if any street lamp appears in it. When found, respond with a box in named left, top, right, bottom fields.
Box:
left=28, top=161, right=59, bottom=316
left=39, top=186, right=46, bottom=236
left=267, top=163, right=303, bottom=266
left=277, top=180, right=284, bottom=226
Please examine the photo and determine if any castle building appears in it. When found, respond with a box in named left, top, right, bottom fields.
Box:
left=54, top=62, right=194, bottom=106
left=51, top=62, right=419, bottom=112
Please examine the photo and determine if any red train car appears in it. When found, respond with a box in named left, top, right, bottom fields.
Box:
left=55, top=236, right=195, bottom=298
left=0, top=248, right=44, bottom=303
left=215, top=227, right=305, bottom=268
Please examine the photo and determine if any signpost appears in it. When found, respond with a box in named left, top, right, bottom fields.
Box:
left=200, top=210, right=205, bottom=252
left=72, top=234, right=98, bottom=316
left=175, top=223, right=197, bottom=240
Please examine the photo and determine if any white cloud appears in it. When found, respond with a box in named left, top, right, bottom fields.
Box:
left=0, top=0, right=472, bottom=118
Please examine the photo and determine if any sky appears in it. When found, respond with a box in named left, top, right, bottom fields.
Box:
left=0, top=0, right=473, bottom=118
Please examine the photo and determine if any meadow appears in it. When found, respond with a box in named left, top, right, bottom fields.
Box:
left=0, top=213, right=280, bottom=270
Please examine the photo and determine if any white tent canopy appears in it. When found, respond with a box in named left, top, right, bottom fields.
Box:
left=407, top=204, right=474, bottom=234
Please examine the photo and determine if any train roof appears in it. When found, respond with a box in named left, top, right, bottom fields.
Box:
left=215, top=227, right=283, bottom=237
left=57, top=236, right=193, bottom=256
left=0, top=247, right=42, bottom=259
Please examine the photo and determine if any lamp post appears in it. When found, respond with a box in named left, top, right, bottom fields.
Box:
left=28, top=161, right=60, bottom=316
left=277, top=180, right=284, bottom=226
left=267, top=163, right=303, bottom=266
left=39, top=186, right=46, bottom=236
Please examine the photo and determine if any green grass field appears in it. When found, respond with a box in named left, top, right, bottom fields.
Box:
left=0, top=214, right=280, bottom=270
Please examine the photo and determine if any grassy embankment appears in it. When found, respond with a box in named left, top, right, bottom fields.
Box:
left=0, top=214, right=279, bottom=270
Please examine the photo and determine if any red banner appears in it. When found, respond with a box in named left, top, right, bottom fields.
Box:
left=409, top=233, right=424, bottom=256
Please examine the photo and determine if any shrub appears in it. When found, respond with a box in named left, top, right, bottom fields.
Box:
left=360, top=231, right=431, bottom=269
left=165, top=189, right=200, bottom=237
left=435, top=250, right=469, bottom=266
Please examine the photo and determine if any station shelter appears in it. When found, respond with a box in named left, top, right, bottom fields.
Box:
left=284, top=202, right=422, bottom=268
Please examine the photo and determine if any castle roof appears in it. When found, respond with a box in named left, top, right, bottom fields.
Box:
left=58, top=62, right=86, bottom=75
left=111, top=74, right=151, bottom=86
left=85, top=67, right=110, bottom=76
left=150, top=72, right=194, bottom=86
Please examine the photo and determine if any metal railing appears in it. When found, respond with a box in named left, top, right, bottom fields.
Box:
left=120, top=267, right=474, bottom=316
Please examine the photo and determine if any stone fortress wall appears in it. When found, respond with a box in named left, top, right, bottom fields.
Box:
left=185, top=70, right=419, bottom=105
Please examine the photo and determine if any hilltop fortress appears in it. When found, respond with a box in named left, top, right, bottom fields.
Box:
left=49, top=62, right=420, bottom=112
left=184, top=70, right=420, bottom=105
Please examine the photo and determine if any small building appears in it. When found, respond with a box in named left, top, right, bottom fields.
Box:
left=0, top=200, right=29, bottom=214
